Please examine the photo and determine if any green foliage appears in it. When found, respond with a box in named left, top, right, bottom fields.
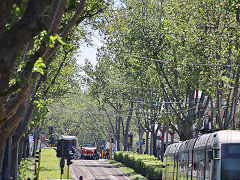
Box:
left=44, top=90, right=111, bottom=147
left=18, top=159, right=34, bottom=180
left=33, top=57, right=45, bottom=75
left=88, top=0, right=240, bottom=139
left=114, top=151, right=163, bottom=179
left=11, top=4, right=22, bottom=21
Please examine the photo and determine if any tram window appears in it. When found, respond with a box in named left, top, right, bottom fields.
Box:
left=221, top=144, right=240, bottom=180
left=205, top=148, right=211, bottom=179
left=214, top=149, right=220, bottom=159
left=193, top=150, right=204, bottom=180
left=208, top=149, right=213, bottom=161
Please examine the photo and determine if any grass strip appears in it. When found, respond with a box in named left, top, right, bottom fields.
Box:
left=19, top=148, right=71, bottom=179
left=106, top=159, right=147, bottom=180
left=39, top=148, right=70, bottom=180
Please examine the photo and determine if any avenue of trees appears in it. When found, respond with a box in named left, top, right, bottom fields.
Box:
left=0, top=0, right=108, bottom=179
left=1, top=0, right=240, bottom=178
left=48, top=0, right=240, bottom=160
left=80, top=0, right=240, bottom=157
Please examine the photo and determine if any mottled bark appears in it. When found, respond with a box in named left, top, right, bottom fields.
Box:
left=160, top=127, right=166, bottom=161
left=117, top=116, right=121, bottom=151
left=0, top=137, right=7, bottom=178
left=123, top=101, right=134, bottom=151
left=1, top=137, right=12, bottom=180
left=152, top=131, right=157, bottom=157
left=10, top=143, right=18, bottom=179
left=145, top=131, right=149, bottom=154
left=17, top=137, right=25, bottom=167
left=228, top=65, right=240, bottom=129
left=0, top=102, right=27, bottom=173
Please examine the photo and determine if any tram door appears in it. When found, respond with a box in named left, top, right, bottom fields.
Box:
left=205, top=148, right=212, bottom=180
left=178, top=141, right=189, bottom=180
left=178, top=152, right=188, bottom=180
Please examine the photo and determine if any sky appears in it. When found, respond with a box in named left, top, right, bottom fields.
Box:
left=76, top=31, right=103, bottom=67
left=77, top=45, right=98, bottom=66
left=76, top=1, right=123, bottom=67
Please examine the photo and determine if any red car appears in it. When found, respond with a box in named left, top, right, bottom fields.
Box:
left=81, top=142, right=99, bottom=160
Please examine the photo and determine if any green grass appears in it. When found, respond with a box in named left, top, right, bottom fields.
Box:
left=19, top=148, right=71, bottom=180
left=106, top=160, right=147, bottom=180
left=39, top=149, right=70, bottom=180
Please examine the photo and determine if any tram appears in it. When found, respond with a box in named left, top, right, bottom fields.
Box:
left=57, top=135, right=77, bottom=158
left=162, top=130, right=240, bottom=180
left=59, top=135, right=77, bottom=150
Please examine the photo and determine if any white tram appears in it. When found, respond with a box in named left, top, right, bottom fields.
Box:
left=162, top=130, right=240, bottom=180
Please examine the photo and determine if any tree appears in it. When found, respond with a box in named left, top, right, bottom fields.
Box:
left=45, top=90, right=111, bottom=147
left=97, top=0, right=240, bottom=141
left=0, top=0, right=107, bottom=177
left=83, top=54, right=136, bottom=151
left=164, top=0, right=240, bottom=133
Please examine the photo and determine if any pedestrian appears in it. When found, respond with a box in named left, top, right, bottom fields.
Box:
left=79, top=175, right=83, bottom=180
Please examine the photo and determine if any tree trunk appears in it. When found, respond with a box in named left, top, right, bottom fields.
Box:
left=1, top=137, right=12, bottom=180
left=123, top=133, right=127, bottom=151
left=17, top=137, right=25, bottom=167
left=10, top=143, right=19, bottom=179
left=0, top=136, right=8, bottom=178
left=117, top=116, right=120, bottom=151
left=229, top=65, right=240, bottom=129
left=0, top=96, right=28, bottom=174
left=139, top=127, right=143, bottom=154
left=22, top=136, right=28, bottom=159
left=145, top=131, right=149, bottom=154
left=123, top=101, right=134, bottom=151
left=152, top=131, right=157, bottom=157
left=160, top=126, right=167, bottom=161
left=150, top=132, right=153, bottom=155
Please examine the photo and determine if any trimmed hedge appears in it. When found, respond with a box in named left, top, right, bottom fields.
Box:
left=114, top=151, right=163, bottom=179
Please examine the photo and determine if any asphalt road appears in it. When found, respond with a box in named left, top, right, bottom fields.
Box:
left=70, top=159, right=130, bottom=180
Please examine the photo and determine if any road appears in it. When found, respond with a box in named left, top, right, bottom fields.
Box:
left=70, top=159, right=130, bottom=180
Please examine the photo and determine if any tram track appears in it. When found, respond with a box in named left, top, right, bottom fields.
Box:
left=71, top=159, right=130, bottom=180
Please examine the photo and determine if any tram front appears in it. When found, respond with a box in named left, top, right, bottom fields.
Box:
left=212, top=130, right=240, bottom=180
left=221, top=143, right=240, bottom=180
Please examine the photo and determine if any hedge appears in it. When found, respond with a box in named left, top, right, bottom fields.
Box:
left=114, top=151, right=163, bottom=179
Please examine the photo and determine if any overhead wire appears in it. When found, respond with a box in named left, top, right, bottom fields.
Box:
left=50, top=102, right=198, bottom=118
left=78, top=45, right=240, bottom=68
left=74, top=42, right=234, bottom=118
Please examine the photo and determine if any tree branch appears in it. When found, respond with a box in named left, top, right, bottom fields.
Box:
left=0, top=0, right=52, bottom=74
